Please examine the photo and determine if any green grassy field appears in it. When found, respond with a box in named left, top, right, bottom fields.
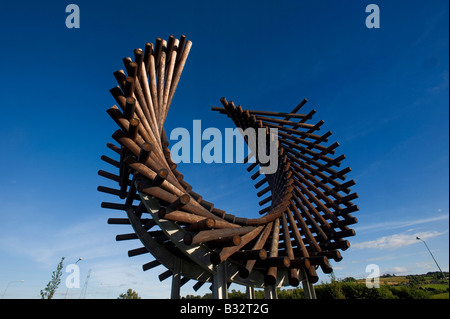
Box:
left=351, top=274, right=449, bottom=299
left=431, top=292, right=449, bottom=299
left=185, top=273, right=449, bottom=299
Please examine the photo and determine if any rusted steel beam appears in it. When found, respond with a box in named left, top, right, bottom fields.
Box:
left=184, top=226, right=256, bottom=246
left=230, top=249, right=267, bottom=261
left=281, top=213, right=300, bottom=286
left=238, top=222, right=273, bottom=278
left=142, top=259, right=161, bottom=272
left=264, top=218, right=280, bottom=285
left=211, top=107, right=311, bottom=119
left=284, top=208, right=310, bottom=260
left=288, top=203, right=322, bottom=253
left=210, top=226, right=264, bottom=265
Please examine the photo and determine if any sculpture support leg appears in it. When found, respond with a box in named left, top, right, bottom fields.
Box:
left=246, top=286, right=255, bottom=299
left=264, top=285, right=278, bottom=299
left=301, top=269, right=317, bottom=299
left=171, top=257, right=182, bottom=299
left=212, top=262, right=228, bottom=299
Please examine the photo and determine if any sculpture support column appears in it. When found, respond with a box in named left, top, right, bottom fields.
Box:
left=301, top=269, right=317, bottom=299
left=171, top=257, right=182, bottom=299
left=212, top=262, right=228, bottom=299
left=246, top=286, right=255, bottom=299
left=264, top=285, right=278, bottom=299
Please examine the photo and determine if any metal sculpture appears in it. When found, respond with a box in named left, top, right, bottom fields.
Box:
left=98, top=35, right=359, bottom=299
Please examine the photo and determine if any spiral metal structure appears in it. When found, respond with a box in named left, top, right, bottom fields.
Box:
left=98, top=35, right=359, bottom=297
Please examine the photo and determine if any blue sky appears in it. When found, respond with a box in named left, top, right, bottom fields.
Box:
left=0, top=0, right=448, bottom=298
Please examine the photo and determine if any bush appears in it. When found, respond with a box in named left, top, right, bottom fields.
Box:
left=341, top=282, right=397, bottom=299
left=228, top=289, right=246, bottom=299
left=314, top=281, right=346, bottom=299
left=315, top=281, right=400, bottom=299
left=388, top=286, right=432, bottom=299
left=278, top=288, right=304, bottom=299
left=184, top=278, right=443, bottom=299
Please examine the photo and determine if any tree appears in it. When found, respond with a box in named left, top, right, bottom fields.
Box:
left=407, top=275, right=426, bottom=287
left=40, top=257, right=65, bottom=299
left=118, top=289, right=141, bottom=299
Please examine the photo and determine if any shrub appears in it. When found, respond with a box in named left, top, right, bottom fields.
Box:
left=314, top=280, right=346, bottom=299
left=388, top=286, right=432, bottom=299
left=341, top=282, right=397, bottom=299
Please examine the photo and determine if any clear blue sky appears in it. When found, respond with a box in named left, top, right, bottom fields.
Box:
left=0, top=0, right=448, bottom=298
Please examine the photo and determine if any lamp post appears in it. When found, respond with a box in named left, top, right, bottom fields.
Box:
left=64, top=257, right=83, bottom=299
left=416, top=237, right=448, bottom=285
left=1, top=280, right=24, bottom=299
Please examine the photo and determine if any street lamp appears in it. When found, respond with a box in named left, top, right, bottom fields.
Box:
left=1, top=280, right=24, bottom=299
left=416, top=237, right=449, bottom=285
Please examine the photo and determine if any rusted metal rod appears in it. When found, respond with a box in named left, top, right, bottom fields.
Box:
left=184, top=226, right=256, bottom=246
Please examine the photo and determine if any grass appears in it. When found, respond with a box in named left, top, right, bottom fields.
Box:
left=356, top=277, right=408, bottom=285
left=431, top=292, right=449, bottom=299
left=352, top=274, right=449, bottom=299
left=185, top=274, right=449, bottom=299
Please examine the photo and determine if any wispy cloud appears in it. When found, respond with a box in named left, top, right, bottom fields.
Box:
left=0, top=215, right=179, bottom=298
left=355, top=214, right=449, bottom=233
left=0, top=216, right=125, bottom=267
left=352, top=230, right=447, bottom=250
left=428, top=70, right=449, bottom=94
